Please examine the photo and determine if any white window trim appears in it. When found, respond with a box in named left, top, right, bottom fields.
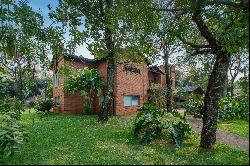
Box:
left=123, top=96, right=140, bottom=107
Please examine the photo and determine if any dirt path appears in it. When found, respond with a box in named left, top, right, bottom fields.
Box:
left=177, top=108, right=249, bottom=153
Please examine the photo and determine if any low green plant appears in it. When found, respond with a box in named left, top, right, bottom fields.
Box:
left=167, top=111, right=193, bottom=147
left=84, top=102, right=92, bottom=115
left=147, top=87, right=167, bottom=109
left=218, top=95, right=249, bottom=121
left=185, top=93, right=204, bottom=118
left=34, top=99, right=54, bottom=112
left=239, top=96, right=249, bottom=121
left=0, top=111, right=28, bottom=158
left=133, top=102, right=163, bottom=145
left=133, top=102, right=192, bottom=147
left=0, top=69, right=27, bottom=159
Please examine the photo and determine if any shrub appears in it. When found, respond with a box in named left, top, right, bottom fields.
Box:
left=133, top=102, right=163, bottom=145
left=147, top=88, right=167, bottom=109
left=239, top=77, right=249, bottom=121
left=84, top=102, right=92, bottom=115
left=34, top=99, right=54, bottom=112
left=239, top=96, right=249, bottom=121
left=218, top=96, right=248, bottom=121
left=168, top=111, right=193, bottom=147
left=185, top=93, right=204, bottom=118
left=133, top=102, right=192, bottom=147
left=0, top=68, right=27, bottom=159
left=0, top=112, right=28, bottom=158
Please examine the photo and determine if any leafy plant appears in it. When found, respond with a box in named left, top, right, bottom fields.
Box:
left=218, top=96, right=240, bottom=120
left=167, top=111, right=193, bottom=147
left=133, top=102, right=163, bottom=145
left=239, top=77, right=249, bottom=121
left=0, top=68, right=27, bottom=159
left=84, top=102, right=92, bottom=115
left=60, top=65, right=103, bottom=114
left=218, top=95, right=249, bottom=121
left=0, top=112, right=28, bottom=158
left=185, top=93, right=204, bottom=118
left=133, top=102, right=192, bottom=147
left=147, top=87, right=167, bottom=109
left=34, top=99, right=54, bottom=112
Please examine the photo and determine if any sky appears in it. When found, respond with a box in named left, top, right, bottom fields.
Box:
left=22, top=0, right=247, bottom=81
left=23, top=0, right=180, bottom=64
left=26, top=0, right=93, bottom=59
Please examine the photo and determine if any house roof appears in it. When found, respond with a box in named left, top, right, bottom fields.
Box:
left=185, top=85, right=205, bottom=94
left=51, top=54, right=105, bottom=69
left=148, top=65, right=165, bottom=74
left=64, top=54, right=98, bottom=65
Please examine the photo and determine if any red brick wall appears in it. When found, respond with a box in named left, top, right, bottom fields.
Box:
left=53, top=56, right=97, bottom=114
left=159, top=65, right=176, bottom=90
left=115, top=62, right=148, bottom=115
left=53, top=57, right=64, bottom=113
left=53, top=56, right=176, bottom=116
left=148, top=71, right=162, bottom=85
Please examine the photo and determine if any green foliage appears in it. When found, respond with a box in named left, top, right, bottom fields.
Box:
left=185, top=93, right=204, bottom=118
left=0, top=69, right=28, bottom=159
left=170, top=121, right=189, bottom=147
left=84, top=103, right=92, bottom=115
left=167, top=111, right=193, bottom=147
left=1, top=111, right=248, bottom=165
left=0, top=112, right=28, bottom=158
left=133, top=102, right=192, bottom=147
left=147, top=87, right=167, bottom=109
left=239, top=77, right=249, bottom=121
left=60, top=65, right=103, bottom=114
left=239, top=77, right=249, bottom=95
left=133, top=102, right=163, bottom=145
left=218, top=96, right=248, bottom=121
left=34, top=99, right=54, bottom=112
left=48, top=0, right=161, bottom=63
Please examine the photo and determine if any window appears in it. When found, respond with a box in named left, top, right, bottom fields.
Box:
left=99, top=96, right=104, bottom=106
left=55, top=96, right=60, bottom=107
left=124, top=96, right=139, bottom=106
left=54, top=71, right=60, bottom=87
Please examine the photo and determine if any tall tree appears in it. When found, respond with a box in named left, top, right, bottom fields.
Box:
left=175, top=54, right=216, bottom=89
left=48, top=0, right=160, bottom=122
left=228, top=52, right=249, bottom=96
left=150, top=0, right=249, bottom=149
left=0, top=0, right=53, bottom=99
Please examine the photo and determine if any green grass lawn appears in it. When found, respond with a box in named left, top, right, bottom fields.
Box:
left=218, top=119, right=249, bottom=138
left=1, top=111, right=249, bottom=165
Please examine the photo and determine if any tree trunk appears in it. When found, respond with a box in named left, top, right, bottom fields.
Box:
left=98, top=0, right=115, bottom=123
left=230, top=79, right=234, bottom=96
left=200, top=53, right=230, bottom=149
left=163, top=45, right=172, bottom=111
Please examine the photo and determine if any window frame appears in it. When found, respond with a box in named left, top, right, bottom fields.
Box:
left=55, top=96, right=60, bottom=107
left=123, top=95, right=140, bottom=107
left=54, top=71, right=60, bottom=87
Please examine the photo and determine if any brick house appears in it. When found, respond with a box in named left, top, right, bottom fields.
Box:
left=52, top=54, right=176, bottom=115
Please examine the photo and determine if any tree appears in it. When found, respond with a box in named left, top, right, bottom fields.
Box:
left=60, top=65, right=103, bottom=114
left=48, top=0, right=160, bottom=122
left=228, top=52, right=249, bottom=96
left=175, top=54, right=216, bottom=89
left=147, top=0, right=249, bottom=149
left=0, top=0, right=52, bottom=157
